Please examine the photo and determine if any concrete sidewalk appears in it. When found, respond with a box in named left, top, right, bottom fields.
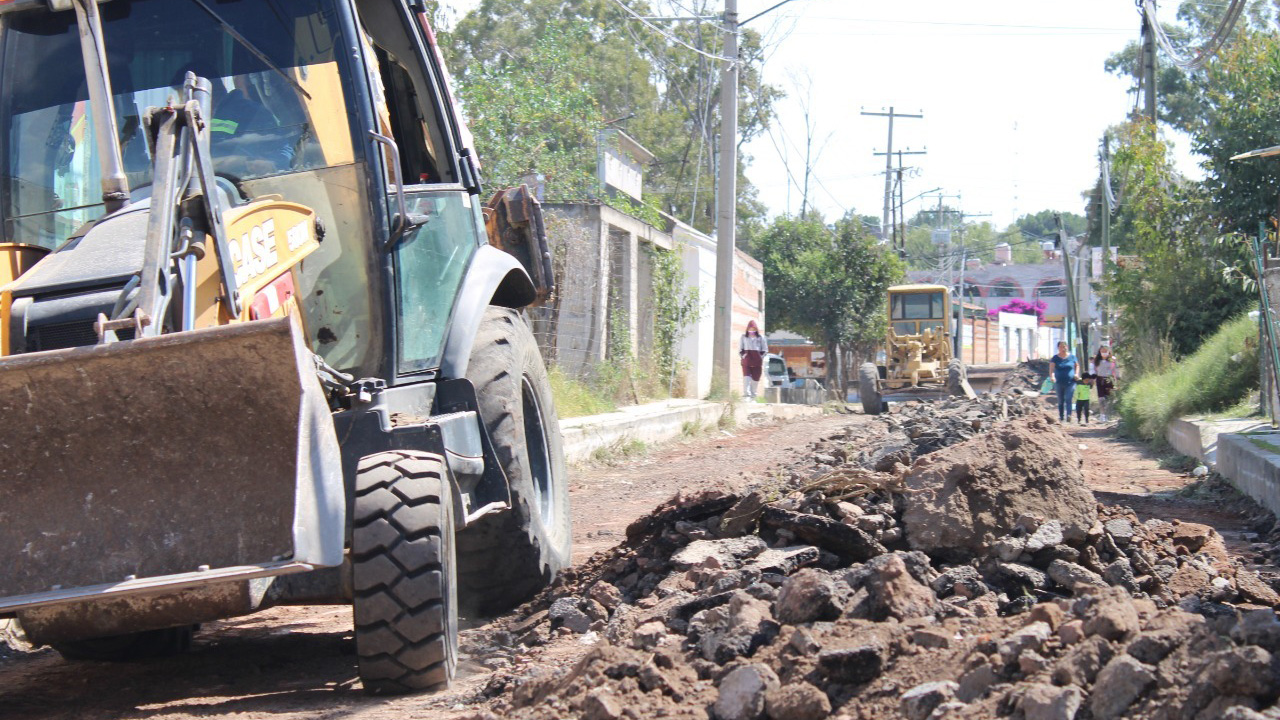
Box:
left=1167, top=416, right=1279, bottom=517
left=559, top=399, right=826, bottom=464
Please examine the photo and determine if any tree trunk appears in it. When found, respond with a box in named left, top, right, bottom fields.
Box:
left=824, top=339, right=837, bottom=392
left=825, top=339, right=845, bottom=399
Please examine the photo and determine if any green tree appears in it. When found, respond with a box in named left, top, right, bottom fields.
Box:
left=455, top=23, right=601, bottom=199
left=755, top=216, right=904, bottom=391
left=445, top=0, right=780, bottom=233
left=1011, top=210, right=1086, bottom=239
left=1192, top=28, right=1280, bottom=234
left=1103, top=0, right=1277, bottom=131
left=1104, top=121, right=1252, bottom=369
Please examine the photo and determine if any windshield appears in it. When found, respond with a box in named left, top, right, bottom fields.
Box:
left=0, top=0, right=354, bottom=248
left=891, top=291, right=945, bottom=321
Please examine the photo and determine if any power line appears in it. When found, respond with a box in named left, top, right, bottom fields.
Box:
left=608, top=0, right=734, bottom=62
left=1141, top=0, right=1246, bottom=70
left=799, top=16, right=1133, bottom=32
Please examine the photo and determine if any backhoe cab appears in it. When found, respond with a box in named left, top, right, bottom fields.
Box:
left=0, top=0, right=569, bottom=694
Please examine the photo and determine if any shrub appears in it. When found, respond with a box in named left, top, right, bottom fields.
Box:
left=1116, top=312, right=1259, bottom=442
left=547, top=366, right=616, bottom=418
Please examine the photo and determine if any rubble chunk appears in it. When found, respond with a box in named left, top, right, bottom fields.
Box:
left=1052, top=635, right=1114, bottom=687
left=1025, top=520, right=1065, bottom=553
left=764, top=682, right=831, bottom=720
left=1020, top=682, right=1084, bottom=720
left=901, top=416, right=1097, bottom=561
left=1080, top=590, right=1140, bottom=641
left=720, top=491, right=767, bottom=537
left=899, top=680, right=959, bottom=720
left=956, top=660, right=998, bottom=701
left=583, top=688, right=625, bottom=720
left=817, top=645, right=883, bottom=685
left=865, top=554, right=940, bottom=620
left=673, top=536, right=767, bottom=570
left=774, top=568, right=842, bottom=624
left=713, top=663, right=779, bottom=720
left=549, top=597, right=592, bottom=634
left=760, top=506, right=885, bottom=563
left=1047, top=559, right=1108, bottom=593
left=1103, top=519, right=1135, bottom=546
left=1231, top=609, right=1280, bottom=651
left=1090, top=656, right=1156, bottom=719
left=1235, top=570, right=1280, bottom=606
left=911, top=627, right=953, bottom=649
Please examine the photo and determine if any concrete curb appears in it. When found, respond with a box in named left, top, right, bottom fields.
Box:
left=1167, top=416, right=1277, bottom=518
left=559, top=399, right=826, bottom=465
left=1166, top=417, right=1268, bottom=466
left=1218, top=431, right=1280, bottom=518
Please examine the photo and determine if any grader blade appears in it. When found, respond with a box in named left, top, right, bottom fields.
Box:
left=0, top=317, right=344, bottom=612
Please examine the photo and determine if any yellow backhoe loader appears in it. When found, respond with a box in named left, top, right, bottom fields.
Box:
left=0, top=0, right=569, bottom=695
left=859, top=284, right=975, bottom=414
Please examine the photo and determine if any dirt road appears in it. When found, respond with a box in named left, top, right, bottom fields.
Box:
left=0, top=412, right=865, bottom=720
left=1, top=410, right=1274, bottom=720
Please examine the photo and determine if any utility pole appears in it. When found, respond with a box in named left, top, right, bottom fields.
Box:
left=955, top=246, right=967, bottom=359
left=946, top=209, right=990, bottom=359
left=1141, top=4, right=1158, bottom=122
left=863, top=108, right=923, bottom=240
left=873, top=147, right=925, bottom=252
left=1100, top=132, right=1112, bottom=343
left=712, top=0, right=738, bottom=397
left=1055, top=214, right=1087, bottom=361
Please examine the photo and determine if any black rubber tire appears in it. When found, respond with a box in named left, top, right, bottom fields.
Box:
left=459, top=307, right=571, bottom=617
left=352, top=451, right=457, bottom=695
left=859, top=362, right=883, bottom=415
left=947, top=358, right=968, bottom=397
left=53, top=626, right=192, bottom=662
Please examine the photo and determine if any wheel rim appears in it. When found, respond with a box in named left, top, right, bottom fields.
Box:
left=521, top=376, right=555, bottom=527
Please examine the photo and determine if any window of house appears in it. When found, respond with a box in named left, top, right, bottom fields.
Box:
left=991, top=280, right=1019, bottom=298
left=1036, top=280, right=1066, bottom=297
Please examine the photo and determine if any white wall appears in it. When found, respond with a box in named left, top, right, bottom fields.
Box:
left=998, top=312, right=1039, bottom=363
left=673, top=224, right=717, bottom=399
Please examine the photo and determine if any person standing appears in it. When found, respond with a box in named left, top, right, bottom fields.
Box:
left=1075, top=375, right=1094, bottom=424
left=1050, top=341, right=1079, bottom=422
left=1093, top=344, right=1119, bottom=422
left=739, top=320, right=768, bottom=399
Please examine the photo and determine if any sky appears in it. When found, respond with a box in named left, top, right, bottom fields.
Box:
left=439, top=1, right=1198, bottom=231
left=734, top=0, right=1155, bottom=231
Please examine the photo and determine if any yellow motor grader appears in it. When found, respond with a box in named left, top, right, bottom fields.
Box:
left=859, top=284, right=974, bottom=414
left=0, top=0, right=569, bottom=695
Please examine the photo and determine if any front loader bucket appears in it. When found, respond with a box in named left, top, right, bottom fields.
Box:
left=0, top=317, right=344, bottom=613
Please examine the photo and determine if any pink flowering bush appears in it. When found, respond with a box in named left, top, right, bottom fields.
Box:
left=988, top=298, right=1046, bottom=322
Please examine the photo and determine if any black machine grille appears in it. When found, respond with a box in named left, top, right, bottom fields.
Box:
left=27, top=322, right=134, bottom=352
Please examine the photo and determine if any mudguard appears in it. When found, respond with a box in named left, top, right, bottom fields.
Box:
left=439, top=244, right=535, bottom=379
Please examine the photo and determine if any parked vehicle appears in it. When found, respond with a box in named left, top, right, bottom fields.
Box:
left=764, top=353, right=789, bottom=388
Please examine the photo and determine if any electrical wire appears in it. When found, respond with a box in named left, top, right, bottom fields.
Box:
left=608, top=0, right=734, bottom=62
left=1101, top=156, right=1120, bottom=213
left=1142, top=0, right=1246, bottom=70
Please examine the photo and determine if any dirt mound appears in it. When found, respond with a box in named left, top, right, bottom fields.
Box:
left=902, top=415, right=1097, bottom=561
left=464, top=393, right=1280, bottom=720
left=1004, top=359, right=1050, bottom=393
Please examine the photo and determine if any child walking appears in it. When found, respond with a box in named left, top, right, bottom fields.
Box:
left=1075, top=375, right=1094, bottom=424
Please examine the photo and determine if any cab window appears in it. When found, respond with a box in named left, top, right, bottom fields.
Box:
left=891, top=292, right=944, bottom=321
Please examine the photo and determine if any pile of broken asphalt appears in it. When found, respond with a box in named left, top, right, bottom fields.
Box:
left=462, top=385, right=1280, bottom=720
